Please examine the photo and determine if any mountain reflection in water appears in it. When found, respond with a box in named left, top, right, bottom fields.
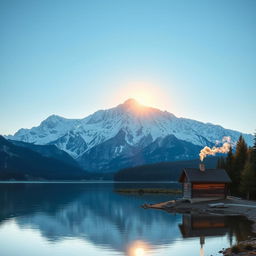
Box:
left=0, top=183, right=254, bottom=256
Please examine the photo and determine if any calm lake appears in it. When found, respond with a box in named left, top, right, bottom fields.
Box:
left=0, top=182, right=254, bottom=256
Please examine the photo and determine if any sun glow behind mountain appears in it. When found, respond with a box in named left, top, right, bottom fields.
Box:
left=121, top=98, right=158, bottom=117
left=113, top=81, right=169, bottom=110
left=126, top=93, right=153, bottom=107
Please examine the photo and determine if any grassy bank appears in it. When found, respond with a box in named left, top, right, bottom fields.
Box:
left=115, top=188, right=182, bottom=195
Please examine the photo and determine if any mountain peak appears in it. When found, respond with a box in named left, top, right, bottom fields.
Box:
left=46, top=114, right=63, bottom=121
left=122, top=98, right=141, bottom=107
left=41, top=114, right=64, bottom=128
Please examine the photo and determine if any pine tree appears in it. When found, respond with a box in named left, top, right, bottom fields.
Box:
left=240, top=149, right=256, bottom=199
left=226, top=146, right=233, bottom=177
left=251, top=132, right=256, bottom=195
left=252, top=132, right=256, bottom=168
left=217, top=157, right=221, bottom=168
left=239, top=132, right=256, bottom=199
left=233, top=135, right=248, bottom=195
left=217, top=156, right=226, bottom=169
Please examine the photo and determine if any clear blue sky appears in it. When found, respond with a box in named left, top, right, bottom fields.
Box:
left=0, top=0, right=255, bottom=135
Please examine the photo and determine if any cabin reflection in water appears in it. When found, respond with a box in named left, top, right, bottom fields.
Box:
left=179, top=214, right=229, bottom=256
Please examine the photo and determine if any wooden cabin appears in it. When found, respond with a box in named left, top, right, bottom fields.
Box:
left=179, top=214, right=229, bottom=238
left=179, top=214, right=230, bottom=256
left=179, top=164, right=231, bottom=201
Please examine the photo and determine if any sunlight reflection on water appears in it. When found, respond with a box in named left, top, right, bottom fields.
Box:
left=127, top=240, right=149, bottom=256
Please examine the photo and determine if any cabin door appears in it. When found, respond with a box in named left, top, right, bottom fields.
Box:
left=183, top=183, right=191, bottom=199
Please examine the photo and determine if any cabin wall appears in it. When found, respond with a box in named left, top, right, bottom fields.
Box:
left=191, top=183, right=227, bottom=198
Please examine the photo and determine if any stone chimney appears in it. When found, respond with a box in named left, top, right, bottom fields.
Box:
left=199, top=163, right=205, bottom=172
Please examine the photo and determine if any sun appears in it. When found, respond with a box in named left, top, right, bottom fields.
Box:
left=130, top=93, right=152, bottom=107
left=113, top=81, right=167, bottom=108
left=127, top=240, right=149, bottom=256
left=134, top=247, right=145, bottom=256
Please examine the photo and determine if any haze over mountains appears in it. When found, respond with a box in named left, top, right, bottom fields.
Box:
left=6, top=99, right=253, bottom=173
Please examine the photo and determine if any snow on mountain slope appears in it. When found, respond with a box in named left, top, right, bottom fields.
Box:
left=6, top=99, right=253, bottom=169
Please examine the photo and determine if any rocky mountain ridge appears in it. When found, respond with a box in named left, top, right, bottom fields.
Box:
left=6, top=99, right=253, bottom=172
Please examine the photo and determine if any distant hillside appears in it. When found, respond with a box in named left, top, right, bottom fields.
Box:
left=114, top=157, right=218, bottom=181
left=0, top=136, right=89, bottom=181
left=10, top=139, right=79, bottom=167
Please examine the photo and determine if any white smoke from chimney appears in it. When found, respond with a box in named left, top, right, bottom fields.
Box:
left=199, top=136, right=231, bottom=162
left=222, top=136, right=231, bottom=143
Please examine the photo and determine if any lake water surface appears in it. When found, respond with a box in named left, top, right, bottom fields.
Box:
left=0, top=183, right=254, bottom=256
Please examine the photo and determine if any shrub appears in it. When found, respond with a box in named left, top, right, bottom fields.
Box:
left=244, top=244, right=253, bottom=251
left=231, top=245, right=240, bottom=253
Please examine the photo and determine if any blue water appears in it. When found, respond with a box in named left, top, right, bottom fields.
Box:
left=0, top=183, right=253, bottom=256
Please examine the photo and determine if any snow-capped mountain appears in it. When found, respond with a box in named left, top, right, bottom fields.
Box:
left=6, top=99, right=253, bottom=172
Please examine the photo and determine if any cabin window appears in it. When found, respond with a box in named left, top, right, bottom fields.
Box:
left=192, top=183, right=226, bottom=197
left=193, top=184, right=225, bottom=189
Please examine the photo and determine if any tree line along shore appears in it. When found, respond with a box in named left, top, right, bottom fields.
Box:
left=217, top=134, right=256, bottom=200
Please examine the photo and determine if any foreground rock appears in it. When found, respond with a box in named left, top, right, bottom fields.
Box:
left=222, top=238, right=256, bottom=255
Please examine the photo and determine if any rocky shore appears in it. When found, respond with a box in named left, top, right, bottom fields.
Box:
left=221, top=238, right=256, bottom=255
left=143, top=197, right=256, bottom=256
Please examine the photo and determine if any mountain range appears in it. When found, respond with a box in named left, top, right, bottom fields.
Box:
left=0, top=136, right=88, bottom=180
left=6, top=99, right=253, bottom=172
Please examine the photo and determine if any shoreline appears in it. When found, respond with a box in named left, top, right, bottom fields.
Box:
left=144, top=197, right=256, bottom=255
left=0, top=180, right=179, bottom=184
left=115, top=188, right=182, bottom=194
